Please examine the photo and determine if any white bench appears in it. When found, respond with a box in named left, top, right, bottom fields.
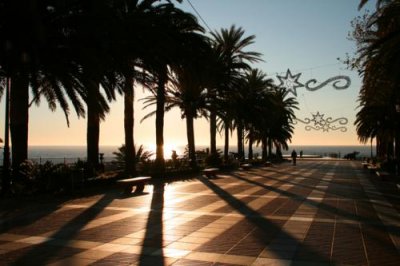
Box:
left=116, top=176, right=151, bottom=194
left=202, top=168, right=219, bottom=178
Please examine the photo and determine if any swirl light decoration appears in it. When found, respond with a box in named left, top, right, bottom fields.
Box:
left=277, top=69, right=351, bottom=96
left=294, top=112, right=348, bottom=132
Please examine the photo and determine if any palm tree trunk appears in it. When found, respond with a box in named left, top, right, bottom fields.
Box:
left=268, top=137, right=272, bottom=158
left=276, top=144, right=282, bottom=160
left=2, top=78, right=11, bottom=193
left=186, top=110, right=197, bottom=169
left=395, top=131, right=400, bottom=175
left=87, top=81, right=100, bottom=171
left=248, top=130, right=253, bottom=160
left=262, top=137, right=267, bottom=161
left=237, top=122, right=244, bottom=160
left=124, top=75, right=136, bottom=176
left=210, top=105, right=217, bottom=155
left=10, top=74, right=29, bottom=174
left=224, top=121, right=229, bottom=161
left=155, top=69, right=166, bottom=174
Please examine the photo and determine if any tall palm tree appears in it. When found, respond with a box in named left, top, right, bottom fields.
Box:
left=165, top=40, right=212, bottom=168
left=109, top=0, right=159, bottom=176
left=269, top=87, right=298, bottom=153
left=238, top=69, right=274, bottom=160
left=67, top=0, right=121, bottom=170
left=166, top=68, right=208, bottom=168
left=106, top=0, right=185, bottom=176
left=0, top=1, right=87, bottom=178
left=140, top=2, right=205, bottom=174
left=210, top=25, right=262, bottom=158
left=351, top=0, right=400, bottom=160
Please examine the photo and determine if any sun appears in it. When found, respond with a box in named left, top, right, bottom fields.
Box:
left=145, top=143, right=184, bottom=159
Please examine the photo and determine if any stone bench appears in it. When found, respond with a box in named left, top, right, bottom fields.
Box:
left=202, top=168, right=219, bottom=178
left=361, top=162, right=370, bottom=169
left=241, top=163, right=252, bottom=170
left=116, top=176, right=151, bottom=194
left=376, top=171, right=390, bottom=181
left=367, top=165, right=379, bottom=174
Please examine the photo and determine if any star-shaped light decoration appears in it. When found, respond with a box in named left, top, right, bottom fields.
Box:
left=322, top=123, right=330, bottom=132
left=296, top=112, right=349, bottom=132
left=277, top=69, right=304, bottom=96
left=311, top=112, right=325, bottom=126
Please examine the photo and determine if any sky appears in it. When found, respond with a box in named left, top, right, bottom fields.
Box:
left=0, top=0, right=376, bottom=151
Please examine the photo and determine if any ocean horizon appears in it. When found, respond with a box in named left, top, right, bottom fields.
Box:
left=0, top=144, right=374, bottom=165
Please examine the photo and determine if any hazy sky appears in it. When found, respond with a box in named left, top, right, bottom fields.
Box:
left=0, top=0, right=375, bottom=150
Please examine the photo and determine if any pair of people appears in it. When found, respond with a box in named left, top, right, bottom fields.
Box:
left=291, top=150, right=302, bottom=165
left=291, top=150, right=297, bottom=165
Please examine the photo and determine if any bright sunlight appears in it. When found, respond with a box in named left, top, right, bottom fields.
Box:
left=145, top=143, right=185, bottom=159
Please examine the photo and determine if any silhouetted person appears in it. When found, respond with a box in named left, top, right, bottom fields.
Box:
left=300, top=150, right=303, bottom=158
left=171, top=150, right=178, bottom=168
left=291, top=150, right=297, bottom=166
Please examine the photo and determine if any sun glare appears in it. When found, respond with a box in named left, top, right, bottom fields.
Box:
left=145, top=143, right=185, bottom=159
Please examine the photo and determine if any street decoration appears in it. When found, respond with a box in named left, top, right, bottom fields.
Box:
left=295, top=111, right=348, bottom=132
left=277, top=69, right=351, bottom=96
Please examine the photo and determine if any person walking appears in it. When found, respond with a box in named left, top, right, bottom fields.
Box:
left=291, top=150, right=297, bottom=166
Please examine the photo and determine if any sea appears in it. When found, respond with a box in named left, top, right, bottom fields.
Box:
left=0, top=144, right=374, bottom=165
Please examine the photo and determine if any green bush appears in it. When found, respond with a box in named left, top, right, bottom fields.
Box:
left=10, top=160, right=86, bottom=195
left=205, top=153, right=222, bottom=167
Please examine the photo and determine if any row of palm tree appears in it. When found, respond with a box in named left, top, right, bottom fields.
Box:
left=350, top=0, right=400, bottom=162
left=0, top=0, right=298, bottom=187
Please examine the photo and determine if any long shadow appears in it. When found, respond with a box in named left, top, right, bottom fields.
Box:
left=232, top=173, right=367, bottom=222
left=197, top=176, right=331, bottom=263
left=268, top=164, right=400, bottom=216
left=0, top=199, right=62, bottom=234
left=11, top=192, right=115, bottom=265
left=230, top=172, right=400, bottom=237
left=249, top=168, right=322, bottom=189
left=139, top=181, right=165, bottom=266
left=256, top=168, right=368, bottom=200
left=0, top=181, right=121, bottom=233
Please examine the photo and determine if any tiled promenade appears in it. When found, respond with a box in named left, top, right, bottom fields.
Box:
left=1, top=160, right=400, bottom=265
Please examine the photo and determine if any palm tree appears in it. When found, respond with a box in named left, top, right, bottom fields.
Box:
left=238, top=69, right=274, bottom=160
left=268, top=87, right=298, bottom=155
left=351, top=0, right=400, bottom=160
left=72, top=1, right=127, bottom=170
left=166, top=49, right=212, bottom=168
left=113, top=144, right=154, bottom=169
left=109, top=0, right=158, bottom=176
left=167, top=69, right=207, bottom=168
left=210, top=25, right=263, bottom=158
left=0, top=1, right=87, bottom=179
left=140, top=2, right=206, bottom=174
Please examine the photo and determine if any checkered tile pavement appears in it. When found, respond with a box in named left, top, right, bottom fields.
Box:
left=1, top=160, right=400, bottom=265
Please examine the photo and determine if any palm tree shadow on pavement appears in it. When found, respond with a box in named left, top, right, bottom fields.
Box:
left=0, top=200, right=62, bottom=235
left=229, top=171, right=400, bottom=254
left=139, top=181, right=165, bottom=266
left=231, top=171, right=400, bottom=235
left=11, top=193, right=115, bottom=265
left=197, top=175, right=330, bottom=263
